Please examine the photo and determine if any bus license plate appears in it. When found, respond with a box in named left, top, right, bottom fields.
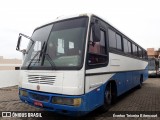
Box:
left=34, top=101, right=43, bottom=107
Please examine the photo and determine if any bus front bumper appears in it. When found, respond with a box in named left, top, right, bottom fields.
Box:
left=19, top=87, right=88, bottom=116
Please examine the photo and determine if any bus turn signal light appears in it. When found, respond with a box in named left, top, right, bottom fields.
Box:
left=19, top=90, right=28, bottom=97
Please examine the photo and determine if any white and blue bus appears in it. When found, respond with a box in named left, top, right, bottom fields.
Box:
left=16, top=13, right=148, bottom=116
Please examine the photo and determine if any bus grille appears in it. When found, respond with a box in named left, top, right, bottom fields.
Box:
left=28, top=75, right=56, bottom=85
left=29, top=92, right=50, bottom=102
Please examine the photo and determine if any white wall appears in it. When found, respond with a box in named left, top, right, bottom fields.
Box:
left=0, top=70, right=19, bottom=88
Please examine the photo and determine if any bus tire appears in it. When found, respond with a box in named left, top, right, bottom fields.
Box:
left=99, top=84, right=112, bottom=112
left=138, top=75, right=143, bottom=89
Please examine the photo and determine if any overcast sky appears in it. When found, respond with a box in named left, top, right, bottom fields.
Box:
left=0, top=0, right=160, bottom=59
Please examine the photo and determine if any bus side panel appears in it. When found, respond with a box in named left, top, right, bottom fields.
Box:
left=85, top=74, right=113, bottom=111
left=84, top=67, right=148, bottom=112
left=109, top=72, right=126, bottom=95
left=85, top=85, right=105, bottom=111
left=132, top=71, right=140, bottom=87
left=84, top=70, right=146, bottom=111
left=109, top=69, right=147, bottom=97
left=109, top=72, right=133, bottom=96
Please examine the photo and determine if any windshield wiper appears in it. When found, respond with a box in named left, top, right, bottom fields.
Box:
left=27, top=42, right=46, bottom=69
left=27, top=42, right=56, bottom=70
left=27, top=50, right=42, bottom=69
left=40, top=42, right=56, bottom=70
left=42, top=53, right=56, bottom=70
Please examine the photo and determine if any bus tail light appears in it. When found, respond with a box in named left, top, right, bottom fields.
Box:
left=52, top=97, right=81, bottom=106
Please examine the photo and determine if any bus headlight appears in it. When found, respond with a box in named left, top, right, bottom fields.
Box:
left=52, top=97, right=82, bottom=106
left=19, top=90, right=28, bottom=97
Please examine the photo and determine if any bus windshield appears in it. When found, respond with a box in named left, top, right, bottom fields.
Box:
left=22, top=17, right=88, bottom=70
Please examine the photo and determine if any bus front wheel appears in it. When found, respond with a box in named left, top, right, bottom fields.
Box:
left=100, top=84, right=112, bottom=112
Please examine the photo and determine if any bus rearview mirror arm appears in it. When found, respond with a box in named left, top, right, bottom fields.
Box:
left=16, top=35, right=22, bottom=51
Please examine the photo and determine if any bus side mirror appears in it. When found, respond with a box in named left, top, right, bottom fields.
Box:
left=92, top=23, right=101, bottom=42
left=16, top=33, right=34, bottom=54
left=16, top=36, right=22, bottom=51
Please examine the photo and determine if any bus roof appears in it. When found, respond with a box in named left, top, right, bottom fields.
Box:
left=34, top=13, right=146, bottom=51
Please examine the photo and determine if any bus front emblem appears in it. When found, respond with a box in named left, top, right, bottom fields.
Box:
left=37, top=85, right=40, bottom=91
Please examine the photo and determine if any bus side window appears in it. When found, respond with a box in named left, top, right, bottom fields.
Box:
left=88, top=28, right=107, bottom=65
left=138, top=47, right=143, bottom=58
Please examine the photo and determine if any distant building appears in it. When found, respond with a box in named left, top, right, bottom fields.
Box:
left=147, top=48, right=160, bottom=58
left=0, top=56, right=22, bottom=70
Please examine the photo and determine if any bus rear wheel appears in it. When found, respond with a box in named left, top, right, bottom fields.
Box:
left=138, top=75, right=143, bottom=89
